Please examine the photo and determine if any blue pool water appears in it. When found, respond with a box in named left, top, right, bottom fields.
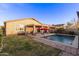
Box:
left=46, top=35, right=75, bottom=45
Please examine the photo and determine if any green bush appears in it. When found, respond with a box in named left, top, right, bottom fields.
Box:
left=54, top=28, right=76, bottom=35
left=55, top=28, right=65, bottom=33
left=0, top=30, right=3, bottom=47
left=0, top=29, right=3, bottom=36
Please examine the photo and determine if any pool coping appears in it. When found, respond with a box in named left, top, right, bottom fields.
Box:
left=42, top=33, right=78, bottom=48
left=33, top=33, right=79, bottom=55
left=43, top=33, right=76, bottom=37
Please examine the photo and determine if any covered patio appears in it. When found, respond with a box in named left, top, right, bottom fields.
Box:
left=24, top=24, right=49, bottom=34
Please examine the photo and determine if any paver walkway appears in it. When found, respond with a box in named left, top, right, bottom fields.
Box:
left=59, top=51, right=74, bottom=56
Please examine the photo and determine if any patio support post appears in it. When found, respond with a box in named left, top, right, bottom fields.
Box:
left=41, top=26, right=44, bottom=33
left=33, top=25, right=36, bottom=34
left=24, top=25, right=27, bottom=35
left=47, top=26, right=49, bottom=33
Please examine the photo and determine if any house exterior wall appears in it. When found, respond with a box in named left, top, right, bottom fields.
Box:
left=76, top=22, right=79, bottom=29
left=26, top=27, right=33, bottom=33
left=5, top=18, right=42, bottom=35
left=0, top=26, right=2, bottom=30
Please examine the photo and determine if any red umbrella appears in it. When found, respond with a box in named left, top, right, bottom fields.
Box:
left=43, top=28, right=49, bottom=30
left=37, top=28, right=49, bottom=30
left=37, top=28, right=41, bottom=30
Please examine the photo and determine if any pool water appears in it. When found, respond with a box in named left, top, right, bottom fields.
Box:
left=46, top=35, right=75, bottom=45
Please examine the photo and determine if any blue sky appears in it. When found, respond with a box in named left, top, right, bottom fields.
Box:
left=0, top=3, right=79, bottom=25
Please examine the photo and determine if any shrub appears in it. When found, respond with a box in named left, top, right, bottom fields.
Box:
left=54, top=28, right=75, bottom=35
left=54, top=28, right=65, bottom=33
left=68, top=31, right=75, bottom=35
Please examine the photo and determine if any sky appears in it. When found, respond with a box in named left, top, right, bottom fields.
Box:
left=0, top=3, right=79, bottom=25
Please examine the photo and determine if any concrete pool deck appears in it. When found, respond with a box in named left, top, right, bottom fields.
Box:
left=31, top=33, right=79, bottom=56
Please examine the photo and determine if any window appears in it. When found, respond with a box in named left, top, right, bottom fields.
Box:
left=16, top=24, right=25, bottom=31
left=20, top=28, right=23, bottom=30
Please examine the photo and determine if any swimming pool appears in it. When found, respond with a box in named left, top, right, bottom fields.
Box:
left=45, top=35, right=75, bottom=45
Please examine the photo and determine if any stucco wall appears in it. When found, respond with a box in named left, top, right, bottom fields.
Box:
left=5, top=18, right=42, bottom=35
